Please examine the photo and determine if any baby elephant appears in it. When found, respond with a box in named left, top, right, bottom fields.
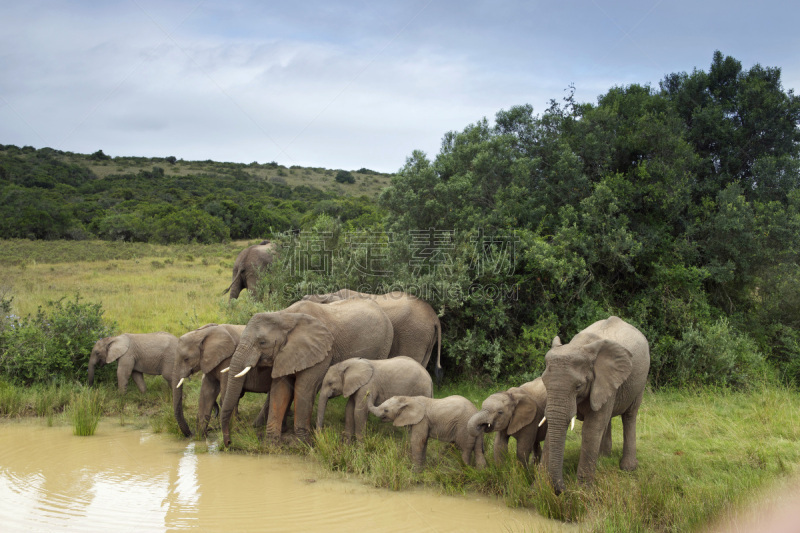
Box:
left=369, top=395, right=487, bottom=471
left=316, top=356, right=433, bottom=441
left=468, top=377, right=547, bottom=467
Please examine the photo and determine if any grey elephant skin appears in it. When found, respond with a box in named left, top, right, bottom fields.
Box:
left=224, top=241, right=276, bottom=300
left=88, top=332, right=178, bottom=394
left=316, top=356, right=433, bottom=441
left=173, top=324, right=272, bottom=437
left=369, top=395, right=487, bottom=471
left=468, top=377, right=548, bottom=468
left=220, top=298, right=393, bottom=446
left=542, top=316, right=650, bottom=494
left=303, top=290, right=442, bottom=379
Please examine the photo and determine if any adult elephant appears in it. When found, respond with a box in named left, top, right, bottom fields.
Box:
left=224, top=240, right=276, bottom=300
left=302, top=289, right=442, bottom=380
left=541, top=316, right=650, bottom=494
left=87, top=332, right=178, bottom=394
left=173, top=324, right=272, bottom=437
left=220, top=298, right=393, bottom=446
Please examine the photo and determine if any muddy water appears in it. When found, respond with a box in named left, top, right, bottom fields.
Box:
left=0, top=421, right=573, bottom=532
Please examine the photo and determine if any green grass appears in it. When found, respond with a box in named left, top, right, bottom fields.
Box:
left=70, top=388, right=104, bottom=436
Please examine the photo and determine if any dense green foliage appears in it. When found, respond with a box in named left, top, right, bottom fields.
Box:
left=268, top=52, right=800, bottom=387
left=0, top=146, right=382, bottom=243
left=0, top=294, right=115, bottom=385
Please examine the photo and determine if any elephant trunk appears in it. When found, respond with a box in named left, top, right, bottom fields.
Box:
left=316, top=391, right=331, bottom=430
left=220, top=339, right=254, bottom=446
left=468, top=410, right=492, bottom=437
left=87, top=355, right=99, bottom=386
left=544, top=396, right=575, bottom=495
left=173, top=375, right=192, bottom=437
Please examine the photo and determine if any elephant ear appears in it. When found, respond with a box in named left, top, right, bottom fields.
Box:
left=272, top=313, right=334, bottom=378
left=200, top=327, right=238, bottom=374
left=342, top=359, right=374, bottom=398
left=393, top=397, right=425, bottom=427
left=106, top=335, right=131, bottom=363
left=585, top=339, right=633, bottom=412
left=507, top=389, right=539, bottom=435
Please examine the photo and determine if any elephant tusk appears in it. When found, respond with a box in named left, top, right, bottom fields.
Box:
left=570, top=416, right=576, bottom=431
left=234, top=366, right=251, bottom=378
left=176, top=378, right=185, bottom=389
left=220, top=367, right=230, bottom=373
left=538, top=416, right=547, bottom=427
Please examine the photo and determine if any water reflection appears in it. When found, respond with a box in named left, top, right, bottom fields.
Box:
left=0, top=421, right=572, bottom=532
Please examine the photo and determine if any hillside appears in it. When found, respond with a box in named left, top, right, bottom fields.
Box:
left=0, top=144, right=390, bottom=242
left=3, top=145, right=394, bottom=198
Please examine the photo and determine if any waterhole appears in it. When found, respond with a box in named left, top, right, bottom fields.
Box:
left=0, top=421, right=574, bottom=532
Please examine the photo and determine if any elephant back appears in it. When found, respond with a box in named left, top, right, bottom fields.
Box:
left=285, top=299, right=393, bottom=365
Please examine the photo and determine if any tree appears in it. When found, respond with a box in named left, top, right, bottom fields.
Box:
left=334, top=170, right=355, bottom=184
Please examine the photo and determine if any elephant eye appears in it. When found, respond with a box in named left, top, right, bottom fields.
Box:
left=498, top=410, right=504, bottom=415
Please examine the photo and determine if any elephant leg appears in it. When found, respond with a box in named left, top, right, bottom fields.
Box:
left=266, top=377, right=294, bottom=440
left=493, top=431, right=510, bottom=465
left=343, top=397, right=356, bottom=442
left=576, top=411, right=611, bottom=486
left=292, top=366, right=326, bottom=443
left=409, top=422, right=429, bottom=472
left=472, top=434, right=487, bottom=470
left=131, top=371, right=147, bottom=394
left=600, top=419, right=613, bottom=457
left=514, top=430, right=534, bottom=469
left=254, top=395, right=270, bottom=428
left=352, top=391, right=370, bottom=441
left=620, top=396, right=642, bottom=471
left=197, top=377, right=220, bottom=436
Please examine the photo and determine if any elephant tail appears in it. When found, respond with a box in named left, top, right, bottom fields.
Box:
left=222, top=267, right=244, bottom=295
left=433, top=321, right=443, bottom=387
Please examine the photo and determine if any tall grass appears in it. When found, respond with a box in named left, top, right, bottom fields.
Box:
left=70, top=388, right=104, bottom=436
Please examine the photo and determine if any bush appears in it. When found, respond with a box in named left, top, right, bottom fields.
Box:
left=335, top=170, right=355, bottom=184
left=654, top=317, right=772, bottom=388
left=0, top=295, right=115, bottom=385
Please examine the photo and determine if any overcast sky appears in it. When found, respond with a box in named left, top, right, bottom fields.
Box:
left=1, top=1, right=798, bottom=173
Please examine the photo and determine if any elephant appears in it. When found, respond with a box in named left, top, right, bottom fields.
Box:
left=172, top=324, right=272, bottom=437
left=467, top=378, right=548, bottom=468
left=316, top=356, right=433, bottom=441
left=87, top=332, right=179, bottom=394
left=224, top=240, right=276, bottom=300
left=302, top=289, right=442, bottom=380
left=369, top=395, right=487, bottom=471
left=220, top=298, right=393, bottom=446
left=541, top=316, right=650, bottom=494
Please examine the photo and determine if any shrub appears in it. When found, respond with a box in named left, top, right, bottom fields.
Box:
left=334, top=170, right=355, bottom=184
left=0, top=295, right=115, bottom=385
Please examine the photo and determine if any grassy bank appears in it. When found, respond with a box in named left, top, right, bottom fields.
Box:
left=2, top=377, right=798, bottom=532
left=2, top=240, right=799, bottom=532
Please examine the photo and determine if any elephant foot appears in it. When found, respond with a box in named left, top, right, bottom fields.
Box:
left=620, top=456, right=638, bottom=471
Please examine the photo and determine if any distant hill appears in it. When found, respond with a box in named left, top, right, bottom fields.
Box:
left=5, top=145, right=394, bottom=198
left=0, top=144, right=390, bottom=242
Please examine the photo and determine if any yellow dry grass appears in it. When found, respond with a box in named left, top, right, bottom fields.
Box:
left=5, top=256, right=232, bottom=336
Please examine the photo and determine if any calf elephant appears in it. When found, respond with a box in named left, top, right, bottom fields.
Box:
left=303, top=290, right=442, bottom=379
left=468, top=377, right=547, bottom=467
left=316, top=356, right=433, bottom=441
left=173, top=324, right=272, bottom=437
left=220, top=298, right=393, bottom=446
left=88, top=332, right=178, bottom=394
left=369, top=395, right=486, bottom=471
left=224, top=240, right=276, bottom=300
left=542, top=316, right=650, bottom=494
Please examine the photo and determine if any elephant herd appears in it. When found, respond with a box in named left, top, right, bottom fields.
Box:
left=89, top=278, right=650, bottom=494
